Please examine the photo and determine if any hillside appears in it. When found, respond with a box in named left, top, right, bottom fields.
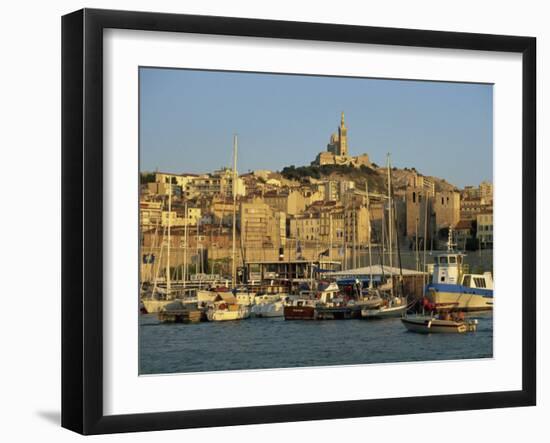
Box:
left=278, top=164, right=458, bottom=194
left=279, top=164, right=387, bottom=193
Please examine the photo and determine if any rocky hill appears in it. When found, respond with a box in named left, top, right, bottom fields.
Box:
left=278, top=164, right=458, bottom=194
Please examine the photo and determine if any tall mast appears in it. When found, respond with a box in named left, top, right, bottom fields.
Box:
left=231, top=134, right=238, bottom=288
left=329, top=213, right=333, bottom=261
left=423, top=190, right=428, bottom=287
left=166, top=183, right=172, bottom=296
left=343, top=205, right=347, bottom=270
left=352, top=209, right=357, bottom=269
left=365, top=181, right=374, bottom=288
left=386, top=153, right=394, bottom=298
left=183, top=200, right=188, bottom=289
left=415, top=216, right=419, bottom=271
left=196, top=217, right=201, bottom=287
left=152, top=224, right=167, bottom=297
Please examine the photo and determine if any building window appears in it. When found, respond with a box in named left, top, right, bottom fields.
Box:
left=412, top=192, right=416, bottom=203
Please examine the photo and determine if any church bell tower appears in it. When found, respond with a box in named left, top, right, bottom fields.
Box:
left=338, top=111, right=348, bottom=156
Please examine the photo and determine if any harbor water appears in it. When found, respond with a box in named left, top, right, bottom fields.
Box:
left=139, top=312, right=493, bottom=375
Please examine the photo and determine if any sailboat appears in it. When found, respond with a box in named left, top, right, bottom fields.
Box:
left=206, top=134, right=251, bottom=321
left=362, top=154, right=408, bottom=319
left=142, top=185, right=178, bottom=314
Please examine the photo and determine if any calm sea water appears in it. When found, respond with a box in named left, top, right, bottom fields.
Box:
left=139, top=312, right=493, bottom=374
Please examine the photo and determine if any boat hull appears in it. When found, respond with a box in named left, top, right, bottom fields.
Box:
left=141, top=299, right=172, bottom=314
left=426, top=284, right=493, bottom=312
left=284, top=305, right=315, bottom=320
left=315, top=306, right=353, bottom=320
left=206, top=309, right=250, bottom=322
left=251, top=302, right=284, bottom=318
left=361, top=303, right=407, bottom=319
left=401, top=317, right=471, bottom=333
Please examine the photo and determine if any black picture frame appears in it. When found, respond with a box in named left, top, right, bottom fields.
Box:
left=61, top=8, right=536, bottom=435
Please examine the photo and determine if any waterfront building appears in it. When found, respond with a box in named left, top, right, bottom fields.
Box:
left=461, top=181, right=493, bottom=202
left=476, top=212, right=493, bottom=249
left=460, top=196, right=492, bottom=221
left=343, top=204, right=370, bottom=245
left=155, top=172, right=198, bottom=189
left=289, top=201, right=345, bottom=247
left=185, top=168, right=246, bottom=199
left=479, top=180, right=493, bottom=201
left=290, top=213, right=321, bottom=243
left=147, top=181, right=180, bottom=196
left=161, top=206, right=201, bottom=227
left=262, top=189, right=307, bottom=215
left=210, top=197, right=238, bottom=225
left=324, top=180, right=355, bottom=202
left=454, top=219, right=475, bottom=250
left=406, top=172, right=435, bottom=196
left=405, top=186, right=433, bottom=240
left=433, top=190, right=461, bottom=231
left=289, top=200, right=369, bottom=263
left=245, top=259, right=341, bottom=282
left=140, top=200, right=162, bottom=228
left=304, top=184, right=326, bottom=204
left=239, top=199, right=286, bottom=255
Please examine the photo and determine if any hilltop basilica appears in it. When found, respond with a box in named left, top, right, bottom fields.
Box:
left=312, top=112, right=371, bottom=168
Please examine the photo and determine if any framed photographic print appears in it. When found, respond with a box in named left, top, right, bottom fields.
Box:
left=61, top=8, right=536, bottom=435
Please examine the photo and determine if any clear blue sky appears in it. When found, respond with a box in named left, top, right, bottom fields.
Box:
left=139, top=67, right=493, bottom=188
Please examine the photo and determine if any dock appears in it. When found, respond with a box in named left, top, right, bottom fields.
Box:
left=158, top=309, right=202, bottom=323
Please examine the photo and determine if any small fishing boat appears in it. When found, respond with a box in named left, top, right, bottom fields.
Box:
left=401, top=314, right=478, bottom=333
left=361, top=295, right=407, bottom=318
left=424, top=228, right=493, bottom=312
left=313, top=282, right=354, bottom=320
left=206, top=302, right=250, bottom=322
left=251, top=294, right=285, bottom=318
left=284, top=298, right=318, bottom=320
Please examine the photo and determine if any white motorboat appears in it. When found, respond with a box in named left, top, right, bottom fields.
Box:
left=251, top=301, right=284, bottom=318
left=361, top=296, right=408, bottom=318
left=206, top=303, right=250, bottom=321
left=251, top=294, right=285, bottom=318
left=401, top=314, right=478, bottom=333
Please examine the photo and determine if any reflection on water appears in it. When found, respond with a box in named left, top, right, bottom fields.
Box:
left=139, top=313, right=493, bottom=375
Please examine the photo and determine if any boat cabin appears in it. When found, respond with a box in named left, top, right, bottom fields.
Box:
left=432, top=252, right=465, bottom=285
left=461, top=272, right=494, bottom=290
left=317, top=282, right=341, bottom=304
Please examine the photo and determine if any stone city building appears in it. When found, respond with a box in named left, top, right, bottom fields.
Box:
left=239, top=199, right=286, bottom=253
left=433, top=190, right=461, bottom=231
left=476, top=212, right=493, bottom=249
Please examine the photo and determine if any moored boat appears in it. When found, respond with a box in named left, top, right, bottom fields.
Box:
left=361, top=295, right=407, bottom=318
left=401, top=314, right=478, bottom=333
left=251, top=294, right=285, bottom=318
left=284, top=298, right=318, bottom=320
left=312, top=282, right=353, bottom=320
left=142, top=296, right=172, bottom=314
left=206, top=303, right=250, bottom=321
left=425, top=228, right=493, bottom=312
left=158, top=300, right=202, bottom=323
